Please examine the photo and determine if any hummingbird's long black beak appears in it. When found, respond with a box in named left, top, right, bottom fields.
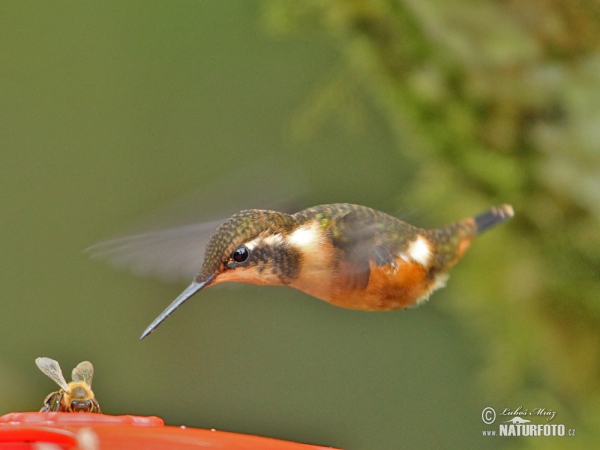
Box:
left=140, top=276, right=214, bottom=340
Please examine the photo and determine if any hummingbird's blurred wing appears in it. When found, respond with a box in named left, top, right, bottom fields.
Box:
left=332, top=211, right=398, bottom=291
left=86, top=160, right=309, bottom=283
left=86, top=219, right=222, bottom=282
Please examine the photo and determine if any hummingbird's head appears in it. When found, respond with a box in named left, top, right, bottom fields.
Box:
left=140, top=209, right=299, bottom=339
left=196, top=209, right=301, bottom=285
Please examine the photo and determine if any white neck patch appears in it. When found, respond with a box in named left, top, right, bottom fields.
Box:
left=288, top=224, right=318, bottom=248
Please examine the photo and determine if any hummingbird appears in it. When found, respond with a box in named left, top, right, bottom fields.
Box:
left=137, top=203, right=513, bottom=339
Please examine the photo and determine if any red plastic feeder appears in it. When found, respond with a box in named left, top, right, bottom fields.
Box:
left=0, top=412, right=338, bottom=449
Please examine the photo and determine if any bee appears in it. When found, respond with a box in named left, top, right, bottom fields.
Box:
left=36, top=357, right=101, bottom=413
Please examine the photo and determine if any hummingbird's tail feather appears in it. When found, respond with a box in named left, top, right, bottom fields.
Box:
left=425, top=204, right=513, bottom=273
left=473, top=204, right=514, bottom=235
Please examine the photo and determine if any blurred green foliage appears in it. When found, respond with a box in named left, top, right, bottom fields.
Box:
left=266, top=0, right=600, bottom=447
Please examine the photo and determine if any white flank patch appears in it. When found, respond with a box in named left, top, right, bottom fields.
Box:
left=288, top=224, right=317, bottom=248
left=415, top=273, right=449, bottom=306
left=432, top=273, right=449, bottom=291
left=407, top=236, right=431, bottom=266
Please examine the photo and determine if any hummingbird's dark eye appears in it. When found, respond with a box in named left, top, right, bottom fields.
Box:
left=232, top=245, right=250, bottom=263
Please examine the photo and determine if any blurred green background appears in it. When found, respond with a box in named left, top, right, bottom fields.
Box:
left=1, top=1, right=599, bottom=449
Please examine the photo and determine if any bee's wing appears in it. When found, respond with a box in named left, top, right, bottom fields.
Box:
left=72, top=361, right=94, bottom=387
left=36, top=357, right=69, bottom=391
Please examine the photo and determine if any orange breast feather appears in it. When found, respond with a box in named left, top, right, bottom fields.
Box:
left=328, top=258, right=434, bottom=311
